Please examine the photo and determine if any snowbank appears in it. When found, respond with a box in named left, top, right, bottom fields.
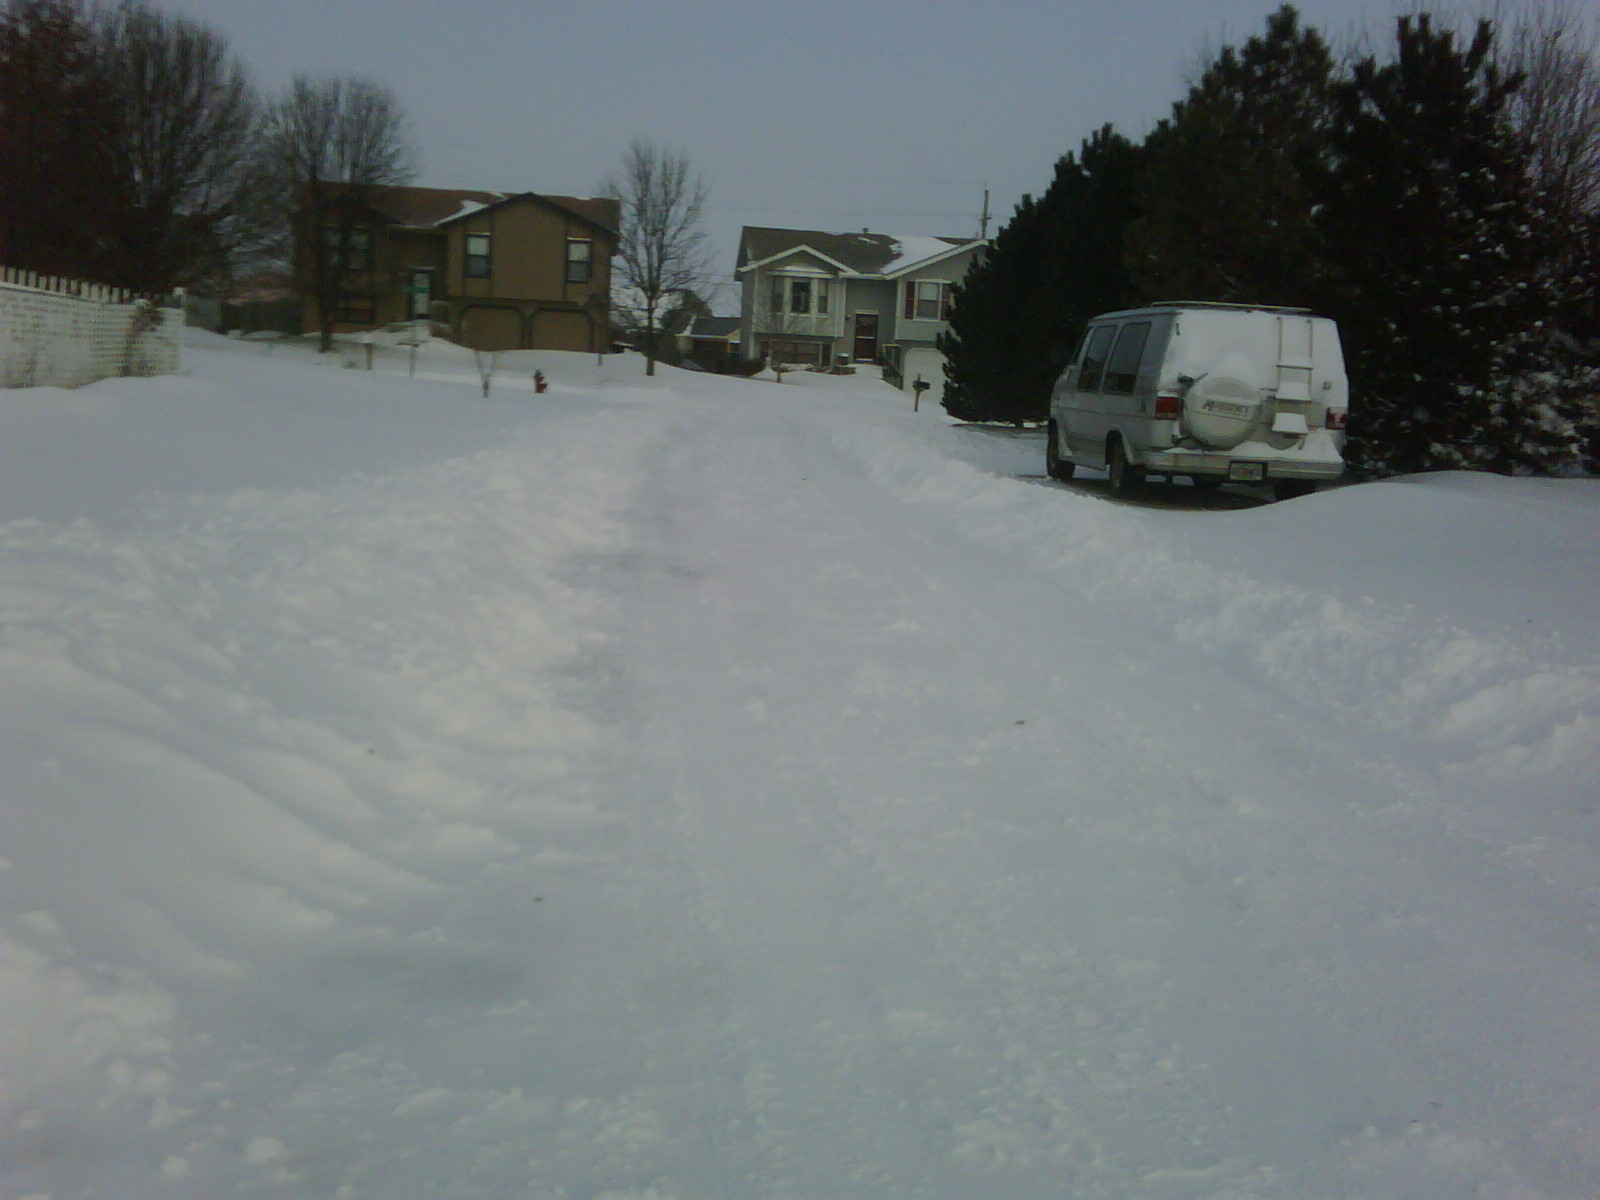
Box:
left=821, top=394, right=1600, bottom=794
left=2, top=337, right=1596, bottom=1199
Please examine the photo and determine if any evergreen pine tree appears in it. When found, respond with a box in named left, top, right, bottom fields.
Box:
left=938, top=190, right=1054, bottom=423
left=939, top=126, right=1141, bottom=425
left=1033, top=126, right=1144, bottom=391
left=1128, top=4, right=1333, bottom=306
left=1317, top=15, right=1574, bottom=474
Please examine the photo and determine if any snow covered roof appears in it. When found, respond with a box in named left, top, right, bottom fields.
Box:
left=737, top=226, right=984, bottom=278
left=875, top=234, right=979, bottom=277
left=447, top=198, right=491, bottom=222
left=364, top=186, right=510, bottom=228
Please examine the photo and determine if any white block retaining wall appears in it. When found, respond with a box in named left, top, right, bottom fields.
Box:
left=1, top=267, right=183, bottom=389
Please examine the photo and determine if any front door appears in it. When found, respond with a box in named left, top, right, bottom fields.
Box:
left=852, top=312, right=879, bottom=363
left=406, top=268, right=434, bottom=321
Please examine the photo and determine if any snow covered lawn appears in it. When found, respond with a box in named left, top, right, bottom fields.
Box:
left=3, top=333, right=1598, bottom=1199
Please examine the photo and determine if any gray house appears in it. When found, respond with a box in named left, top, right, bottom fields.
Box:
left=735, top=226, right=987, bottom=403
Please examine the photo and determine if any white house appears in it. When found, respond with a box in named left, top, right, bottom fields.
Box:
left=735, top=226, right=987, bottom=404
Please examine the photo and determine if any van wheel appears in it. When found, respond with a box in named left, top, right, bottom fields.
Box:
left=1045, top=423, right=1075, bottom=481
left=1107, top=440, right=1143, bottom=497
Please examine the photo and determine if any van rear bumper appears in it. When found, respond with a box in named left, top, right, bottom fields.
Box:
left=1138, top=440, right=1344, bottom=481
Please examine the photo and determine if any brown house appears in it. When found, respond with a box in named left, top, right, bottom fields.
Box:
left=298, top=184, right=620, bottom=353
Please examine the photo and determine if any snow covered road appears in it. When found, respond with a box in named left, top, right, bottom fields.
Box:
left=3, top=337, right=1598, bottom=1199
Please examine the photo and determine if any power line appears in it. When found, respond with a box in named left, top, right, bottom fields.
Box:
left=703, top=203, right=984, bottom=220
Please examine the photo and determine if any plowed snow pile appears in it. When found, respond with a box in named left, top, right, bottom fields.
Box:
left=3, top=332, right=1597, bottom=1199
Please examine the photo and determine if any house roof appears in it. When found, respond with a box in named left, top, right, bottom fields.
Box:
left=737, top=226, right=982, bottom=278
left=364, top=186, right=509, bottom=228
left=363, top=185, right=620, bottom=236
left=687, top=316, right=741, bottom=340
left=556, top=194, right=622, bottom=235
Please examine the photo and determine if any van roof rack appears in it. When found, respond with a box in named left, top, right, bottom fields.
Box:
left=1149, top=300, right=1313, bottom=315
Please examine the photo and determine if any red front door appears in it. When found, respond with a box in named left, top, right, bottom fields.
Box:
left=852, top=313, right=879, bottom=363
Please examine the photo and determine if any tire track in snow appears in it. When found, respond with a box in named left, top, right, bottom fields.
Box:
left=591, top=395, right=1300, bottom=1196
left=744, top=407, right=1300, bottom=1194
left=590, top=397, right=963, bottom=1196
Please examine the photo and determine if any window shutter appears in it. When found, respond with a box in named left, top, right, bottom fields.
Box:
left=904, top=281, right=916, bottom=319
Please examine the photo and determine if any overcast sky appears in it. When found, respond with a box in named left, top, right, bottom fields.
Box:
left=168, top=0, right=1598, bottom=310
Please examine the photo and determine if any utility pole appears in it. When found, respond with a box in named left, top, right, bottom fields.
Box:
left=979, top=186, right=991, bottom=240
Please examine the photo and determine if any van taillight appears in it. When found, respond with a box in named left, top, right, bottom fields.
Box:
left=1326, top=408, right=1348, bottom=430
left=1154, top=393, right=1181, bottom=419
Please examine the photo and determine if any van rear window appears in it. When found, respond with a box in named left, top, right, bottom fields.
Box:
left=1103, top=322, right=1151, bottom=394
left=1077, top=325, right=1117, bottom=392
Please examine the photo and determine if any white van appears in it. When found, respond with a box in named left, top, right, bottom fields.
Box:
left=1045, top=302, right=1348, bottom=500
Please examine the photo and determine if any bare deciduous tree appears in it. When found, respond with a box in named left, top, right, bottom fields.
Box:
left=1, top=0, right=266, bottom=292
left=604, top=140, right=714, bottom=376
left=1495, top=1, right=1600, bottom=456
left=264, top=75, right=413, bottom=351
left=1, top=0, right=113, bottom=278
left=1496, top=0, right=1600, bottom=222
left=100, top=0, right=260, bottom=291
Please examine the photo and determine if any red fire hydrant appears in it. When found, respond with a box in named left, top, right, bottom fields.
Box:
left=534, top=370, right=547, bottom=394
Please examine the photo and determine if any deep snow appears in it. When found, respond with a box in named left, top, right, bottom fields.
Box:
left=2, top=332, right=1597, bottom=1200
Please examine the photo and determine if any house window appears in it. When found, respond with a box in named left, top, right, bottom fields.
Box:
left=768, top=275, right=828, bottom=318
left=903, top=279, right=951, bottom=321
left=765, top=338, right=827, bottom=367
left=789, top=277, right=812, bottom=314
left=566, top=239, right=592, bottom=284
left=464, top=232, right=491, bottom=279
left=323, top=224, right=372, bottom=272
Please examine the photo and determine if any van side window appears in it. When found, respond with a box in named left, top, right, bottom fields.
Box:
left=1066, top=328, right=1089, bottom=374
left=1077, top=325, right=1117, bottom=392
left=1103, top=322, right=1152, bottom=394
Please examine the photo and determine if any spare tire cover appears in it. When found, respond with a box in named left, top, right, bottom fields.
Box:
left=1183, top=359, right=1264, bottom=450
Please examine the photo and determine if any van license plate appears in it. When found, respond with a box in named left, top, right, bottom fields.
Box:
left=1228, top=462, right=1266, bottom=482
